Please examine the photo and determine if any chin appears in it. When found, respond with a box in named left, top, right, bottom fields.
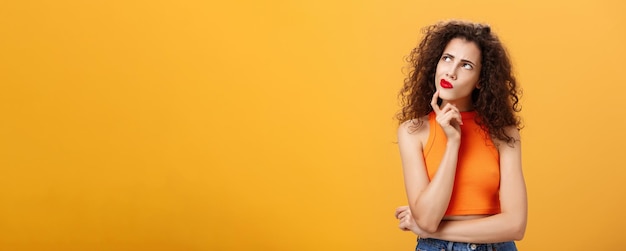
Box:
left=437, top=91, right=455, bottom=101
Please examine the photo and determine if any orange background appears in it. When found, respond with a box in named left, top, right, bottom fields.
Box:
left=1, top=0, right=625, bottom=250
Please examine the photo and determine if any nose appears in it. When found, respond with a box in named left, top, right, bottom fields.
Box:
left=446, top=68, right=457, bottom=80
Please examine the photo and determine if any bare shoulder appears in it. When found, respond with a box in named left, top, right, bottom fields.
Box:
left=397, top=115, right=430, bottom=148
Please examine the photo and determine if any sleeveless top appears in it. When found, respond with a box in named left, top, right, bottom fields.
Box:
left=423, top=111, right=501, bottom=216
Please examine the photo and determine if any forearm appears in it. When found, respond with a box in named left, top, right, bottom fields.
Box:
left=428, top=213, right=526, bottom=243
left=410, top=142, right=460, bottom=232
left=427, top=128, right=527, bottom=243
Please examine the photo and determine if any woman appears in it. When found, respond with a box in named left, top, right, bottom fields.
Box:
left=394, top=20, right=527, bottom=251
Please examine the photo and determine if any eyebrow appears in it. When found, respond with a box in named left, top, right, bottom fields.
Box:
left=442, top=53, right=477, bottom=66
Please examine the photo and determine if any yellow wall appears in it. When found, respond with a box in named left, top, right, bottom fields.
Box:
left=1, top=0, right=625, bottom=250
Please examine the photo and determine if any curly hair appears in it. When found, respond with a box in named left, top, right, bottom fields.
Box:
left=397, top=20, right=522, bottom=144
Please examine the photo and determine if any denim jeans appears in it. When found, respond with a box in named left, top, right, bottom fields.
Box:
left=416, top=237, right=517, bottom=251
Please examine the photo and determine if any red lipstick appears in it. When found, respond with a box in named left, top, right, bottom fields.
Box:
left=440, top=79, right=453, bottom=89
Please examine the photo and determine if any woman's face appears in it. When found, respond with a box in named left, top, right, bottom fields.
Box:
left=434, top=38, right=482, bottom=109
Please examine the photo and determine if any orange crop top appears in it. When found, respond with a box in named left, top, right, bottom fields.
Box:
left=423, top=111, right=501, bottom=216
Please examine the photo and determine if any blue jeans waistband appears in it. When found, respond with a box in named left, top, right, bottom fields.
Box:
left=417, top=237, right=517, bottom=251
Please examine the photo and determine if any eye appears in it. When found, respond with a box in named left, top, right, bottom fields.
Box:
left=462, top=63, right=473, bottom=70
left=442, top=55, right=451, bottom=62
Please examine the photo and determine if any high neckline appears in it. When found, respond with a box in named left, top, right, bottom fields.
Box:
left=460, top=110, right=477, bottom=120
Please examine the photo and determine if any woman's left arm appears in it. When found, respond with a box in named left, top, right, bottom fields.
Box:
left=426, top=127, right=528, bottom=243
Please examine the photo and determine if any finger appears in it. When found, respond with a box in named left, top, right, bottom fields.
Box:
left=395, top=205, right=408, bottom=212
left=441, top=103, right=458, bottom=114
left=448, top=106, right=463, bottom=125
left=394, top=206, right=409, bottom=218
left=445, top=112, right=463, bottom=127
left=401, top=217, right=413, bottom=231
left=430, top=90, right=441, bottom=114
left=397, top=210, right=409, bottom=220
left=398, top=219, right=408, bottom=230
left=437, top=109, right=455, bottom=125
left=439, top=104, right=463, bottom=126
left=394, top=207, right=403, bottom=218
left=439, top=103, right=455, bottom=116
left=448, top=105, right=463, bottom=125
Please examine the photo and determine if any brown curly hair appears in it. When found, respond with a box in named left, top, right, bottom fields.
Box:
left=397, top=20, right=522, bottom=144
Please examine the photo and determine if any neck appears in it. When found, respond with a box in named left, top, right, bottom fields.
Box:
left=441, top=99, right=474, bottom=112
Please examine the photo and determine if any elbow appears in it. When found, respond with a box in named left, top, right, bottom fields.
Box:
left=409, top=206, right=440, bottom=234
left=512, top=231, right=525, bottom=241
left=512, top=227, right=526, bottom=241
left=511, top=231, right=524, bottom=241
left=510, top=221, right=527, bottom=241
left=414, top=218, right=439, bottom=234
left=419, top=223, right=438, bottom=235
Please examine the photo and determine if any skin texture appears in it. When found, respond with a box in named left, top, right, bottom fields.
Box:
left=435, top=38, right=481, bottom=112
left=396, top=20, right=521, bottom=145
left=394, top=26, right=527, bottom=243
left=395, top=125, right=527, bottom=243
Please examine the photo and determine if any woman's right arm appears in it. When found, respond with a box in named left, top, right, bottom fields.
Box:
left=398, top=91, right=464, bottom=233
left=397, top=119, right=460, bottom=234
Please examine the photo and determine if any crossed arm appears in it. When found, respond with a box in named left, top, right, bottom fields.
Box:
left=396, top=124, right=527, bottom=243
